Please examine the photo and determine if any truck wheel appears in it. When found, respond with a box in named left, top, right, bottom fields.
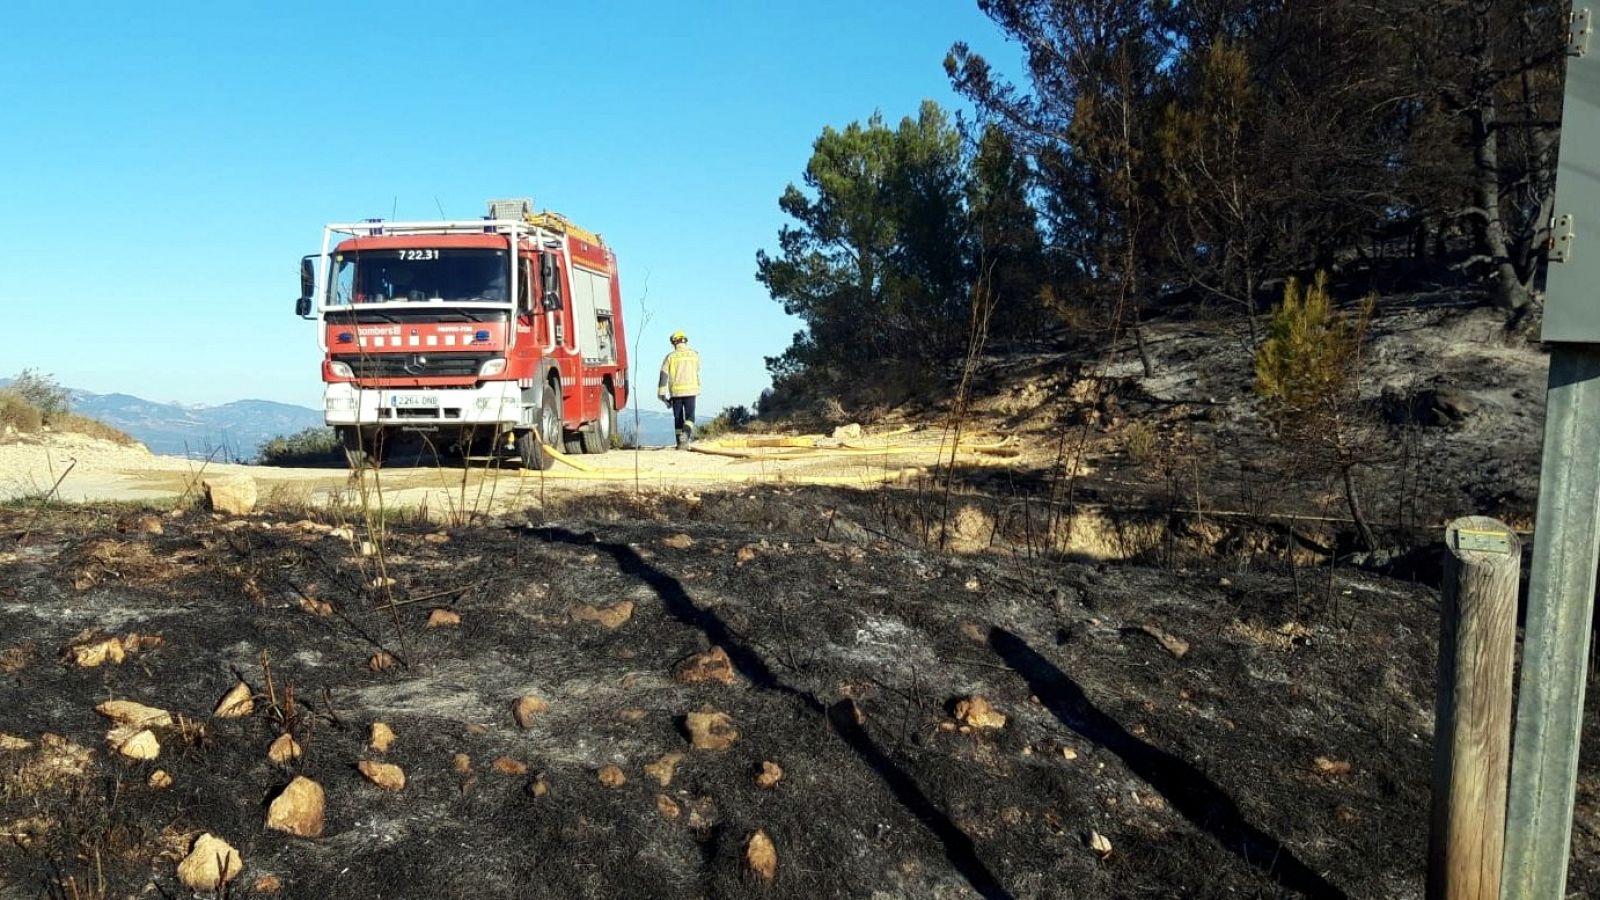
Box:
left=519, top=388, right=561, bottom=471
left=581, top=391, right=614, bottom=454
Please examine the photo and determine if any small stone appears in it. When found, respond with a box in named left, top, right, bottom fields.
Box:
left=265, top=776, right=325, bottom=838
left=204, top=475, right=258, bottom=516
left=1087, top=830, right=1113, bottom=858
left=367, top=651, right=397, bottom=673
left=673, top=646, right=736, bottom=686
left=177, top=833, right=243, bottom=891
left=452, top=753, right=472, bottom=775
left=358, top=541, right=377, bottom=557
left=366, top=575, right=396, bottom=590
left=215, top=682, right=254, bottom=718
left=1138, top=623, right=1190, bottom=659
left=512, top=694, right=548, bottom=729
left=735, top=545, right=758, bottom=564
left=1313, top=756, right=1353, bottom=778
left=493, top=756, right=528, bottom=777
left=358, top=760, right=406, bottom=791
left=107, top=726, right=160, bottom=760
left=71, top=637, right=125, bottom=668
left=644, top=751, right=685, bottom=786
left=528, top=775, right=550, bottom=798
left=755, top=761, right=784, bottom=788
left=685, top=710, right=738, bottom=751
left=328, top=526, right=354, bottom=541
left=267, top=734, right=302, bottom=765
left=253, top=874, right=284, bottom=893
left=298, top=597, right=334, bottom=617
left=656, top=794, right=681, bottom=819
left=423, top=532, right=450, bottom=544
left=148, top=769, right=174, bottom=790
left=597, top=764, right=626, bottom=788
left=570, top=600, right=635, bottom=629
left=426, top=608, right=461, bottom=628
left=96, top=700, right=175, bottom=730
left=661, top=533, right=695, bottom=550
left=745, top=830, right=777, bottom=882
left=1061, top=746, right=1079, bottom=761
left=953, top=696, right=1007, bottom=730
left=0, top=734, right=32, bottom=752
left=368, top=722, right=396, bottom=753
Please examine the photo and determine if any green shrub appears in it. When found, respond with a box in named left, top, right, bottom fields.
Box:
left=8, top=369, right=70, bottom=423
left=258, top=427, right=344, bottom=466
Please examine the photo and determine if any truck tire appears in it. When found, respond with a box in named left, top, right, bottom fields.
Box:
left=519, top=387, right=561, bottom=471
left=580, top=390, right=614, bottom=454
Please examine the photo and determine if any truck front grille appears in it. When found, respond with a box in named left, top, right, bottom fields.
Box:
left=333, top=352, right=494, bottom=379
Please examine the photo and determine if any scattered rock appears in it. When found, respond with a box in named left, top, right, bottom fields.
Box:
left=661, top=533, right=695, bottom=550
left=0, top=734, right=32, bottom=752
left=204, top=476, right=258, bottom=516
left=735, top=544, right=758, bottom=564
left=953, top=696, right=1007, bottom=730
left=570, top=600, right=635, bottom=629
left=512, top=694, right=548, bottom=729
left=1313, top=756, right=1353, bottom=778
left=685, top=710, right=739, bottom=751
left=177, top=833, right=243, bottom=891
left=673, top=646, right=736, bottom=686
left=253, top=874, right=284, bottom=893
left=358, top=540, right=377, bottom=557
left=745, top=830, right=777, bottom=882
left=1062, top=746, right=1079, bottom=761
left=367, top=651, right=397, bottom=673
left=596, top=764, right=627, bottom=788
left=70, top=637, right=125, bottom=668
left=426, top=608, right=461, bottom=628
left=1087, top=830, right=1113, bottom=858
left=214, top=682, right=254, bottom=718
left=528, top=775, right=550, bottom=798
left=423, top=532, right=451, bottom=544
left=755, top=761, right=784, bottom=788
left=366, top=575, right=397, bottom=590
left=298, top=597, right=334, bottom=617
left=656, top=794, right=681, bottom=819
left=831, top=423, right=863, bottom=440
left=148, top=769, right=173, bottom=790
left=267, top=734, right=302, bottom=765
left=645, top=751, right=685, bottom=786
left=368, top=722, right=396, bottom=753
left=265, top=776, right=325, bottom=838
left=106, top=726, right=160, bottom=760
left=452, top=753, right=472, bottom=775
left=96, top=700, right=174, bottom=730
left=493, top=756, right=528, bottom=777
left=1137, top=623, right=1190, bottom=659
left=328, top=526, right=354, bottom=541
left=358, top=760, right=406, bottom=791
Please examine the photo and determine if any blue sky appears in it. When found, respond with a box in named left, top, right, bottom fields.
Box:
left=0, top=1, right=1017, bottom=415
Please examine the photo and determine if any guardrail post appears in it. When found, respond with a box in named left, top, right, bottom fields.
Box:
left=1429, top=516, right=1520, bottom=900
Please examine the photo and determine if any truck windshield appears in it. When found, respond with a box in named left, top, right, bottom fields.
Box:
left=331, top=249, right=509, bottom=304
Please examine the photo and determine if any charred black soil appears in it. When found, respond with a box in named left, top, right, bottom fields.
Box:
left=0, top=491, right=1594, bottom=899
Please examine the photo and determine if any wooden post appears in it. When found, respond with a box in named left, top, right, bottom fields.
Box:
left=1429, top=516, right=1521, bottom=900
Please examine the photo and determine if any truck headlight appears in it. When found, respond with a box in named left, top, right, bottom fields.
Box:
left=478, top=358, right=507, bottom=377
left=329, top=361, right=354, bottom=378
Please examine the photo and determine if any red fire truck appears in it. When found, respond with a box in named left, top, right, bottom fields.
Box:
left=294, top=199, right=629, bottom=469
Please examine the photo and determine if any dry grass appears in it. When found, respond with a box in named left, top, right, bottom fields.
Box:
left=52, top=414, right=137, bottom=447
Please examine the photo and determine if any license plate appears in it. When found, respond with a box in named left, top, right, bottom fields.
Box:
left=389, top=394, right=438, bottom=408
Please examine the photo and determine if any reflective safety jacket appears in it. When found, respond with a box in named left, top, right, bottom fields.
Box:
left=658, top=345, right=701, bottom=399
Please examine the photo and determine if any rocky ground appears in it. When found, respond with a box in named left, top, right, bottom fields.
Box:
left=3, top=487, right=1596, bottom=900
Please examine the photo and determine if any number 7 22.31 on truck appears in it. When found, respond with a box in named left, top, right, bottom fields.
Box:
left=292, top=198, right=629, bottom=471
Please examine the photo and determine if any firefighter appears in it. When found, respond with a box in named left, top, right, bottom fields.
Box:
left=658, top=331, right=701, bottom=448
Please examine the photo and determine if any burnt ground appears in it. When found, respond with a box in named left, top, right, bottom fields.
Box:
left=5, top=487, right=1592, bottom=900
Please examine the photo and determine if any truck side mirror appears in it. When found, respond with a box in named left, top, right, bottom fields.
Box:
left=299, top=255, right=316, bottom=301
left=295, top=296, right=312, bottom=317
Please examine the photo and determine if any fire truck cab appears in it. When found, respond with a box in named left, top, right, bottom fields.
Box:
left=294, top=199, right=629, bottom=470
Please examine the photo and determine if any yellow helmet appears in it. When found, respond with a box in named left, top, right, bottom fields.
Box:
left=670, top=330, right=687, bottom=344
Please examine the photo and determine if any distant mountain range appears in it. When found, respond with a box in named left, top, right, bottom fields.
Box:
left=51, top=388, right=688, bottom=459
